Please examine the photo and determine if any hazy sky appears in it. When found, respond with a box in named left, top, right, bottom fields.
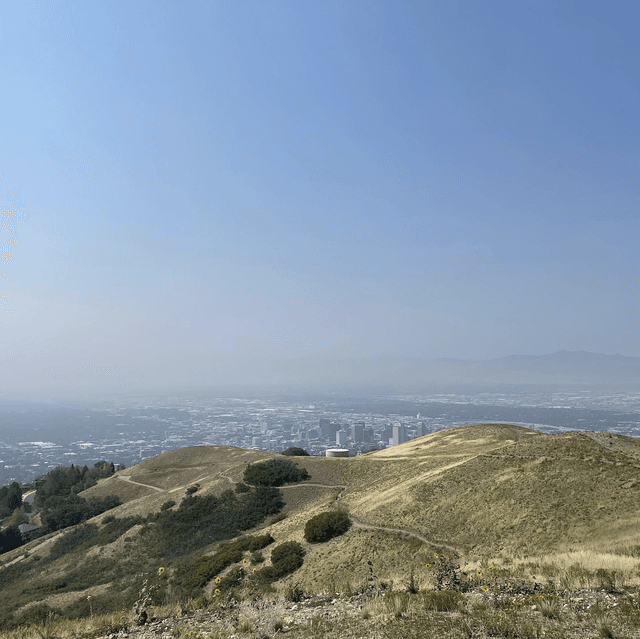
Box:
left=1, top=1, right=638, bottom=394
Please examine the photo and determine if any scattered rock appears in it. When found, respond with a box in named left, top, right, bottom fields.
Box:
left=134, top=610, right=147, bottom=626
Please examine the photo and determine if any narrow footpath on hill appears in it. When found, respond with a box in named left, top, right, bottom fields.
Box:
left=210, top=471, right=461, bottom=556
left=348, top=516, right=460, bottom=554
left=281, top=483, right=347, bottom=490
left=115, top=474, right=165, bottom=493
left=281, top=482, right=461, bottom=555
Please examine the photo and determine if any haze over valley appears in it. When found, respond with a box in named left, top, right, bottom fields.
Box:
left=2, top=349, right=639, bottom=485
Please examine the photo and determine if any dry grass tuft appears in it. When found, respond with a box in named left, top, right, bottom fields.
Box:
left=236, top=615, right=254, bottom=634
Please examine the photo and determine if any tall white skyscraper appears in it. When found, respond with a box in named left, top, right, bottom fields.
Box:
left=392, top=423, right=406, bottom=446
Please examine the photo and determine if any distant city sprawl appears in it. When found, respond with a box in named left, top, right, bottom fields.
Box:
left=1, top=386, right=639, bottom=484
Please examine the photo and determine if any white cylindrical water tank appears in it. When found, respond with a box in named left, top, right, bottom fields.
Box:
left=325, top=449, right=349, bottom=458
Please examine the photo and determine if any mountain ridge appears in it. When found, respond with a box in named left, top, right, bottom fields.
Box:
left=324, top=350, right=640, bottom=386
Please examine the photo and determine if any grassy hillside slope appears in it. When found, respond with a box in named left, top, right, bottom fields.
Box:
left=342, top=424, right=640, bottom=557
left=3, top=424, right=640, bottom=638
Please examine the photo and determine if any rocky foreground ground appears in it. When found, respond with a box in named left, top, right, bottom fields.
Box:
left=90, top=586, right=640, bottom=639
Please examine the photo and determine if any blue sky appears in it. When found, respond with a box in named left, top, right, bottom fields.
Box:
left=1, top=1, right=638, bottom=394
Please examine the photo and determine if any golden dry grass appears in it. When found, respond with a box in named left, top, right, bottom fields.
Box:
left=81, top=446, right=272, bottom=502
left=334, top=424, right=640, bottom=557
left=6, top=424, right=640, bottom=639
left=274, top=528, right=435, bottom=596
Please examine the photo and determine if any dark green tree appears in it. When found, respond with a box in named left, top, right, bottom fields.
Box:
left=6, top=482, right=22, bottom=512
left=282, top=447, right=310, bottom=456
left=0, top=525, right=23, bottom=554
left=243, top=458, right=309, bottom=487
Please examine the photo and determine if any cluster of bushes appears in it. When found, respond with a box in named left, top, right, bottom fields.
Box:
left=30, top=461, right=124, bottom=537
left=148, top=486, right=284, bottom=557
left=179, top=533, right=275, bottom=593
left=304, top=511, right=351, bottom=543
left=35, top=462, right=119, bottom=508
left=0, top=470, right=286, bottom=627
left=177, top=535, right=305, bottom=596
left=47, top=515, right=144, bottom=560
left=38, top=495, right=122, bottom=535
left=0, top=462, right=124, bottom=554
left=8, top=482, right=286, bottom=597
left=243, top=458, right=310, bottom=487
left=0, top=463, right=303, bottom=626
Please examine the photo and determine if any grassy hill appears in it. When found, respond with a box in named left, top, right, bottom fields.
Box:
left=343, top=424, right=640, bottom=556
left=3, top=424, right=640, bottom=638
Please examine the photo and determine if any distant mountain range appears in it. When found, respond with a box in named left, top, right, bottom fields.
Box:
left=429, top=350, right=640, bottom=385
left=299, top=350, right=640, bottom=387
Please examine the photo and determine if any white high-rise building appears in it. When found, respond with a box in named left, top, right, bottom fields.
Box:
left=392, top=423, right=406, bottom=446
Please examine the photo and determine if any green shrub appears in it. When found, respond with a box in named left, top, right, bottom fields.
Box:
left=304, top=511, right=351, bottom=543
left=271, top=541, right=305, bottom=578
left=95, top=516, right=144, bottom=546
left=219, top=566, right=245, bottom=591
left=252, top=564, right=277, bottom=584
left=269, top=512, right=287, bottom=525
left=189, top=548, right=243, bottom=591
left=271, top=541, right=304, bottom=566
left=253, top=541, right=305, bottom=584
left=247, top=533, right=275, bottom=551
left=243, top=459, right=309, bottom=487
left=160, top=500, right=176, bottom=511
left=282, top=447, right=310, bottom=456
left=49, top=524, right=99, bottom=559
